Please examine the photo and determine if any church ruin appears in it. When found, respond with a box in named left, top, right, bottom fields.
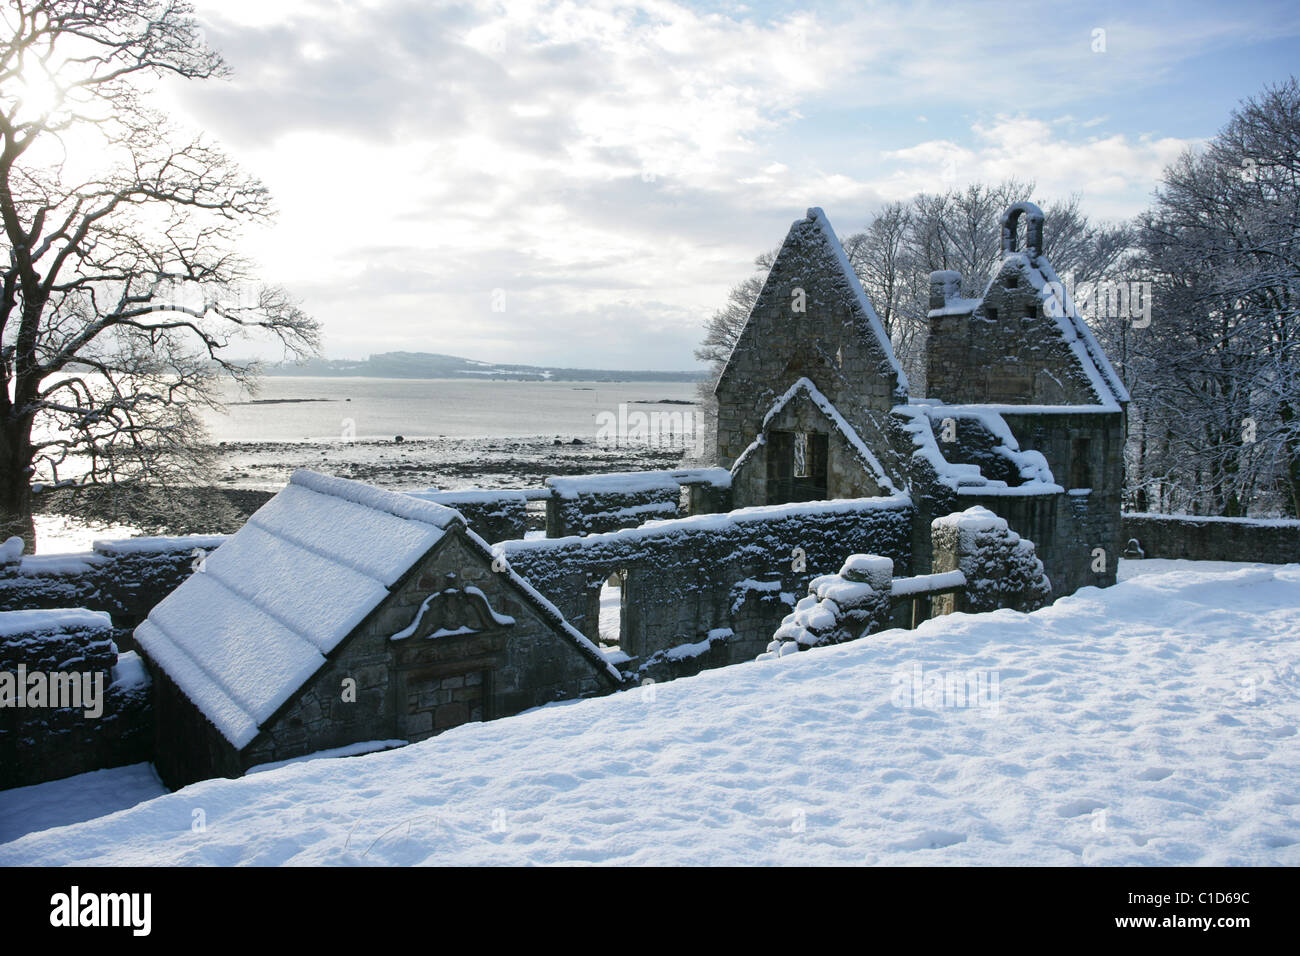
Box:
left=2, top=201, right=1138, bottom=788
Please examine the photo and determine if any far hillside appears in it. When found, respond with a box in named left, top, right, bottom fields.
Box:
left=266, top=351, right=705, bottom=382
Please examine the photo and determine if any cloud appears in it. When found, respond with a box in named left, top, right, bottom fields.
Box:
left=152, top=0, right=1299, bottom=367
left=882, top=116, right=1197, bottom=219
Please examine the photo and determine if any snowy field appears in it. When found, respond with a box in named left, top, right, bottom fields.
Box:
left=2, top=559, right=1298, bottom=865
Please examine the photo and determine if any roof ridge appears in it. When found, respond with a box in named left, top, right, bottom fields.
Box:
left=290, top=469, right=463, bottom=528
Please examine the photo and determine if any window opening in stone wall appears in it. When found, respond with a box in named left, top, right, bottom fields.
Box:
left=766, top=430, right=828, bottom=504
left=599, top=570, right=623, bottom=645
left=1070, top=437, right=1093, bottom=489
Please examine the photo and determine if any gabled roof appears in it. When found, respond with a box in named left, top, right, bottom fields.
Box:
left=981, top=253, right=1130, bottom=408
left=731, top=376, right=901, bottom=495
left=715, top=207, right=907, bottom=399
left=136, top=471, right=462, bottom=749
left=137, top=471, right=621, bottom=750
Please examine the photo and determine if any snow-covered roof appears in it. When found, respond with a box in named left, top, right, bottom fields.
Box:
left=730, top=377, right=901, bottom=495
left=136, top=470, right=463, bottom=749
left=980, top=252, right=1129, bottom=408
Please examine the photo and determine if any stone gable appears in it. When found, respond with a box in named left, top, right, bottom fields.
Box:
left=715, top=208, right=906, bottom=480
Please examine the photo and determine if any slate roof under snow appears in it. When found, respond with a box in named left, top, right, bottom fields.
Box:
left=136, top=470, right=462, bottom=749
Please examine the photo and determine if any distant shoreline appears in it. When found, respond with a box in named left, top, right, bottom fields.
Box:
left=261, top=372, right=706, bottom=383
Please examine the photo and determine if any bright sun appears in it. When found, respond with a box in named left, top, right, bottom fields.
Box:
left=14, top=66, right=63, bottom=117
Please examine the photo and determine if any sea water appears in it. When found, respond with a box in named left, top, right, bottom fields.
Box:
left=199, top=377, right=701, bottom=443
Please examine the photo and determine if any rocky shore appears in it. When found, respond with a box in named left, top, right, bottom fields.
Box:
left=36, top=435, right=693, bottom=538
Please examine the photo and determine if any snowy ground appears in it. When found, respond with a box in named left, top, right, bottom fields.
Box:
left=0, top=764, right=166, bottom=845
left=2, top=559, right=1298, bottom=865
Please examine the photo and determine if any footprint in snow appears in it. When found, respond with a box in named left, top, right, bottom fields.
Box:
left=891, top=830, right=966, bottom=851
left=1056, top=798, right=1107, bottom=817
left=1136, top=767, right=1173, bottom=781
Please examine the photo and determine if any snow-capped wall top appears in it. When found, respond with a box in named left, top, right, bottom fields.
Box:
left=546, top=468, right=731, bottom=499
left=932, top=505, right=1008, bottom=534
left=135, top=470, right=461, bottom=749
left=0, top=607, right=113, bottom=638
left=92, top=534, right=229, bottom=556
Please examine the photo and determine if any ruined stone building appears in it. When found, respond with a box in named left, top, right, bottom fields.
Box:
left=137, top=472, right=619, bottom=787
left=717, top=201, right=1128, bottom=596
left=2, top=201, right=1135, bottom=789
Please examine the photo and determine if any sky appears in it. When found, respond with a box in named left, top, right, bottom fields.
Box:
left=152, top=0, right=1300, bottom=370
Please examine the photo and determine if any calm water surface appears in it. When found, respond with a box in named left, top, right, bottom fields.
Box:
left=199, top=377, right=701, bottom=443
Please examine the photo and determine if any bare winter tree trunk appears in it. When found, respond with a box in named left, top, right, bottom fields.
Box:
left=0, top=417, right=35, bottom=548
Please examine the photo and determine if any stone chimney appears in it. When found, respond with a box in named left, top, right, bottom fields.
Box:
left=929, top=270, right=962, bottom=312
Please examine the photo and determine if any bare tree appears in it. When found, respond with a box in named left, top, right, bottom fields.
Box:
left=693, top=248, right=775, bottom=381
left=0, top=1, right=319, bottom=548
left=1131, top=77, right=1300, bottom=516
left=840, top=180, right=1134, bottom=394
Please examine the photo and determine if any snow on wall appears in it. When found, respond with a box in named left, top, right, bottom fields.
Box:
left=407, top=488, right=540, bottom=543
left=978, top=252, right=1126, bottom=409
left=806, top=207, right=909, bottom=396
left=546, top=468, right=731, bottom=499
left=931, top=506, right=1051, bottom=613
left=545, top=468, right=732, bottom=538
left=0, top=537, right=224, bottom=626
left=499, top=496, right=914, bottom=662
left=0, top=608, right=152, bottom=790
left=1121, top=512, right=1300, bottom=565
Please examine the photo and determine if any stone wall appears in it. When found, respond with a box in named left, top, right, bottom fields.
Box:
left=1, top=609, right=152, bottom=789
left=729, top=386, right=893, bottom=509
left=989, top=410, right=1123, bottom=594
left=1121, top=513, right=1300, bottom=564
left=501, top=495, right=914, bottom=670
left=544, top=469, right=731, bottom=537
left=715, top=210, right=905, bottom=479
left=0, top=535, right=227, bottom=648
left=408, top=489, right=546, bottom=543
left=927, top=257, right=1107, bottom=407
